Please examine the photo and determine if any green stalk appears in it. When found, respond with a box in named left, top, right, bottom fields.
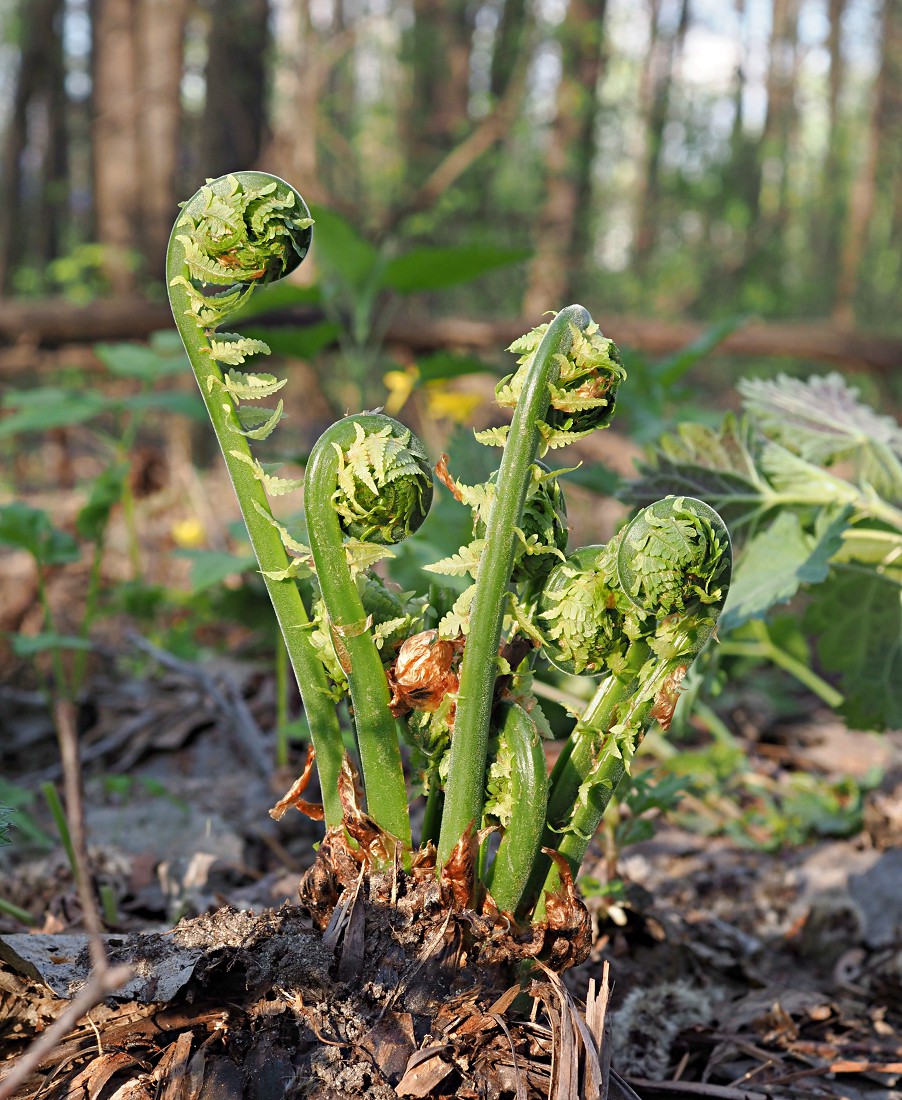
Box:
left=438, top=305, right=592, bottom=867
left=42, top=782, right=79, bottom=886
left=275, top=631, right=290, bottom=768
left=532, top=651, right=684, bottom=921
left=304, top=415, right=420, bottom=847
left=517, top=642, right=650, bottom=917
left=482, top=703, right=548, bottom=914
left=167, top=172, right=344, bottom=827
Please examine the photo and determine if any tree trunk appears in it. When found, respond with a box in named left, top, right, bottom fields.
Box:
left=834, top=0, right=902, bottom=325
left=522, top=0, right=608, bottom=318
left=403, top=0, right=473, bottom=184
left=136, top=0, right=189, bottom=277
left=199, top=0, right=270, bottom=183
left=0, top=0, right=68, bottom=294
left=91, top=0, right=142, bottom=290
left=632, top=0, right=691, bottom=275
left=265, top=0, right=335, bottom=208
left=813, top=0, right=849, bottom=307
left=741, top=0, right=801, bottom=294
left=490, top=0, right=529, bottom=99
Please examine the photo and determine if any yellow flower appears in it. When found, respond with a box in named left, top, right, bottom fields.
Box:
left=423, top=383, right=482, bottom=425
left=171, top=516, right=206, bottom=548
left=382, top=365, right=419, bottom=415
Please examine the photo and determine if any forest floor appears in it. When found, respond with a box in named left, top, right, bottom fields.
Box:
left=2, top=632, right=902, bottom=1099
left=2, top=420, right=902, bottom=1098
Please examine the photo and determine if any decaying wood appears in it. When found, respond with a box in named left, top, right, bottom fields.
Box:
left=1, top=296, right=900, bottom=373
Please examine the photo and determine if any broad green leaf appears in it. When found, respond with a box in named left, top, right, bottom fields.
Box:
left=308, top=204, right=380, bottom=292
left=805, top=570, right=902, bottom=730
left=76, top=464, right=128, bottom=542
left=123, top=391, right=206, bottom=421
left=226, top=281, right=323, bottom=325
left=94, top=341, right=187, bottom=380
left=739, top=372, right=902, bottom=464
left=0, top=804, right=13, bottom=846
left=655, top=316, right=746, bottom=387
left=0, top=388, right=110, bottom=438
left=244, top=320, right=341, bottom=359
left=720, top=509, right=849, bottom=632
left=0, top=502, right=80, bottom=566
left=382, top=245, right=531, bottom=294
left=11, top=632, right=93, bottom=656
left=172, top=548, right=257, bottom=592
left=415, top=350, right=495, bottom=383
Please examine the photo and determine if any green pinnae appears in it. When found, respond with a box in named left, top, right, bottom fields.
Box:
left=616, top=496, right=732, bottom=617
left=175, top=173, right=313, bottom=286
left=332, top=421, right=433, bottom=544
left=538, top=543, right=635, bottom=675
left=473, top=464, right=568, bottom=585
left=498, top=319, right=625, bottom=436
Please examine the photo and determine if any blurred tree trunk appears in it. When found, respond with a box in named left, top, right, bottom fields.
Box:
left=834, top=0, right=902, bottom=325
left=741, top=0, right=801, bottom=292
left=92, top=0, right=188, bottom=286
left=91, top=0, right=142, bottom=290
left=0, top=0, right=68, bottom=294
left=491, top=0, right=529, bottom=99
left=137, top=0, right=189, bottom=277
left=632, top=0, right=690, bottom=275
left=813, top=0, right=849, bottom=306
left=523, top=0, right=608, bottom=318
left=403, top=0, right=472, bottom=182
left=199, top=0, right=269, bottom=181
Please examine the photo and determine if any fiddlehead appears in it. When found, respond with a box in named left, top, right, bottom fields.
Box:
left=528, top=496, right=731, bottom=918
left=538, top=543, right=633, bottom=676
left=437, top=305, right=623, bottom=870
left=304, top=412, right=434, bottom=847
left=167, top=172, right=346, bottom=827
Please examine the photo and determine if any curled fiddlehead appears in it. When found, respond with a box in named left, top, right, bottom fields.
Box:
left=527, top=496, right=731, bottom=917
left=304, top=412, right=434, bottom=847
left=437, top=305, right=616, bottom=870
left=167, top=172, right=346, bottom=827
left=538, top=543, right=631, bottom=676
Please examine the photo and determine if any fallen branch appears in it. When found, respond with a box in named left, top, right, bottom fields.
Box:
left=2, top=296, right=900, bottom=372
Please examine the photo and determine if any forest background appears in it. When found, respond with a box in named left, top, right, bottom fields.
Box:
left=2, top=0, right=902, bottom=353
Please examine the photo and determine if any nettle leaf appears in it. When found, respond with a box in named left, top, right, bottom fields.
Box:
left=805, top=570, right=902, bottom=731
left=623, top=416, right=768, bottom=526
left=720, top=509, right=850, bottom=632
left=761, top=443, right=862, bottom=510
left=740, top=372, right=902, bottom=467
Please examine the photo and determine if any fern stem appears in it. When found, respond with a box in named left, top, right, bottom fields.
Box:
left=482, top=703, right=548, bottom=914
left=437, top=305, right=592, bottom=869
left=304, top=413, right=432, bottom=848
left=167, top=172, right=344, bottom=828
